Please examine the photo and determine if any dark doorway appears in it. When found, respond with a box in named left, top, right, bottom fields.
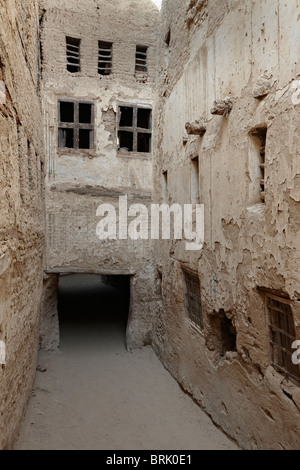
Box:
left=57, top=274, right=130, bottom=350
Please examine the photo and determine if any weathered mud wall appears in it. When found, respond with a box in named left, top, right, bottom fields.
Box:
left=40, top=0, right=159, bottom=349
left=0, top=0, right=45, bottom=449
left=153, top=0, right=300, bottom=449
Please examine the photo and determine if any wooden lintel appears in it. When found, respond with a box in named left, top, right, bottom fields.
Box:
left=45, top=267, right=136, bottom=276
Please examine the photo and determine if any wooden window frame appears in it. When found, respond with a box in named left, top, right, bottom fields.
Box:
left=117, top=103, right=152, bottom=154
left=98, top=41, right=113, bottom=76
left=135, top=45, right=148, bottom=74
left=58, top=99, right=95, bottom=151
left=66, top=37, right=81, bottom=73
left=182, top=268, right=203, bottom=331
left=266, top=293, right=300, bottom=383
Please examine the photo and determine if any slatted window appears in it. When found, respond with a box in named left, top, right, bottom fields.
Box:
left=135, top=45, right=148, bottom=74
left=66, top=37, right=80, bottom=73
left=118, top=105, right=152, bottom=153
left=58, top=100, right=94, bottom=150
left=183, top=269, right=203, bottom=330
left=98, top=41, right=113, bottom=76
left=267, top=294, right=300, bottom=382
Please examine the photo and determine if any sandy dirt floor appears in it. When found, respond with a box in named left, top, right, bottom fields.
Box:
left=15, top=275, right=238, bottom=450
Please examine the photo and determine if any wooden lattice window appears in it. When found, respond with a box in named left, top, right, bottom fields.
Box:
left=98, top=41, right=113, bottom=76
left=58, top=100, right=94, bottom=150
left=183, top=269, right=203, bottom=330
left=118, top=104, right=152, bottom=153
left=267, top=293, right=300, bottom=382
left=66, top=37, right=81, bottom=73
left=135, top=45, right=148, bottom=74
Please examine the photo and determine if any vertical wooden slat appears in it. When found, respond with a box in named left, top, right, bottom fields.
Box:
left=133, top=107, right=138, bottom=152
left=90, top=130, right=94, bottom=150
left=74, top=102, right=79, bottom=149
left=91, top=104, right=94, bottom=127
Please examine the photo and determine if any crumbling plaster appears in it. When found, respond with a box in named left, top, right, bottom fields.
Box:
left=153, top=0, right=300, bottom=450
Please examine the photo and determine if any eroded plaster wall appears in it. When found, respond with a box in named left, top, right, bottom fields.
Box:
left=40, top=0, right=159, bottom=349
left=153, top=0, right=300, bottom=449
left=0, top=0, right=45, bottom=449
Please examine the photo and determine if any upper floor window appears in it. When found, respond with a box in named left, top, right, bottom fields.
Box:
left=58, top=100, right=94, bottom=150
left=98, top=41, right=113, bottom=76
left=66, top=37, right=81, bottom=73
left=135, top=45, right=148, bottom=74
left=118, top=104, right=152, bottom=154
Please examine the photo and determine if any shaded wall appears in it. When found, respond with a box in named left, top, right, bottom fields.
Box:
left=0, top=0, right=45, bottom=449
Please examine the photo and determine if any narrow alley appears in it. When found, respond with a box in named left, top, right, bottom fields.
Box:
left=15, top=276, right=237, bottom=450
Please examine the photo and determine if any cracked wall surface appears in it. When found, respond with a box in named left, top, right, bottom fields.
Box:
left=0, top=0, right=45, bottom=449
left=153, top=0, right=300, bottom=450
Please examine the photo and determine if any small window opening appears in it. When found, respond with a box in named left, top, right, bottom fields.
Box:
left=60, top=101, right=74, bottom=123
left=155, top=271, right=163, bottom=299
left=183, top=269, right=203, bottom=330
left=79, top=129, right=93, bottom=149
left=135, top=45, right=148, bottom=74
left=207, top=309, right=237, bottom=357
left=137, top=108, right=151, bottom=129
left=267, top=293, right=300, bottom=383
left=165, top=29, right=171, bottom=47
left=79, top=103, right=92, bottom=124
left=118, top=104, right=152, bottom=154
left=249, top=126, right=267, bottom=204
left=191, top=156, right=200, bottom=204
left=59, top=128, right=74, bottom=149
left=119, top=107, right=133, bottom=127
left=66, top=37, right=80, bottom=73
left=98, top=41, right=113, bottom=76
left=59, top=100, right=94, bottom=150
left=118, top=131, right=133, bottom=152
left=137, top=133, right=151, bottom=153
left=220, top=316, right=237, bottom=355
left=162, top=171, right=168, bottom=203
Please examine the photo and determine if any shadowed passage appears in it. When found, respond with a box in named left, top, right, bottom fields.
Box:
left=57, top=274, right=130, bottom=351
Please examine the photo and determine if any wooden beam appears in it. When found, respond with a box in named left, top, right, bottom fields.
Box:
left=45, top=267, right=136, bottom=276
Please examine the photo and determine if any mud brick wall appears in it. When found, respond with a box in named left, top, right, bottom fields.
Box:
left=0, top=0, right=45, bottom=449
